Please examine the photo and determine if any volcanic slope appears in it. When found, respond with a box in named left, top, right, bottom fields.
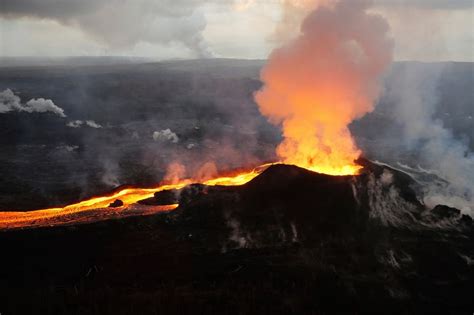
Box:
left=1, top=161, right=472, bottom=314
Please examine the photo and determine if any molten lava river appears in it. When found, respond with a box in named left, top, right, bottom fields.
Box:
left=0, top=161, right=361, bottom=230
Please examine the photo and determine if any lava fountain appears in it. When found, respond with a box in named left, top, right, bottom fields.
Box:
left=255, top=0, right=393, bottom=175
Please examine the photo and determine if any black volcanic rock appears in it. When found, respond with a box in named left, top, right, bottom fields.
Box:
left=430, top=204, right=473, bottom=227
left=165, top=161, right=429, bottom=247
left=108, top=199, right=124, bottom=207
left=356, top=157, right=421, bottom=204
left=1, top=160, right=473, bottom=314
left=153, top=189, right=179, bottom=204
left=139, top=189, right=180, bottom=205
left=432, top=204, right=461, bottom=219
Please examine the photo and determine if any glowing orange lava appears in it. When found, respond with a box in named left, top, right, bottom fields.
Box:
left=0, top=160, right=364, bottom=230
left=0, top=163, right=272, bottom=230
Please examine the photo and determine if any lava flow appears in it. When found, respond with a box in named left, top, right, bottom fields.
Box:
left=0, top=163, right=274, bottom=230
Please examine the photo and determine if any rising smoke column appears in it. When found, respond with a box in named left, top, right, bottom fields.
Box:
left=386, top=64, right=474, bottom=213
left=255, top=0, right=393, bottom=175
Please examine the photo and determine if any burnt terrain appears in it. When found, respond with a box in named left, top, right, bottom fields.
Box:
left=1, top=161, right=473, bottom=314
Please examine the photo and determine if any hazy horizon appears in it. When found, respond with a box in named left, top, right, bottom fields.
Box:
left=1, top=0, right=472, bottom=62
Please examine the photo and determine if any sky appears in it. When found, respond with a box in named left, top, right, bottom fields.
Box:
left=0, top=0, right=472, bottom=61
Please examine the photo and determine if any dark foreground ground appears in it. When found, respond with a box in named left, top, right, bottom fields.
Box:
left=1, top=162, right=473, bottom=314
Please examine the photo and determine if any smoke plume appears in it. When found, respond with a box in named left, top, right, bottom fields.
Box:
left=271, top=0, right=330, bottom=43
left=0, top=89, right=22, bottom=113
left=153, top=129, right=179, bottom=143
left=66, top=120, right=102, bottom=128
left=0, top=89, right=66, bottom=117
left=85, top=120, right=102, bottom=128
left=385, top=64, right=474, bottom=213
left=66, top=120, right=83, bottom=128
left=164, top=162, right=188, bottom=184
left=255, top=0, right=393, bottom=175
left=24, top=98, right=66, bottom=117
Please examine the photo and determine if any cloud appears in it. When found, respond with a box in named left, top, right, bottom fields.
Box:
left=374, top=0, right=473, bottom=10
left=0, top=0, right=212, bottom=57
left=370, top=1, right=474, bottom=61
left=153, top=129, right=179, bottom=143
left=0, top=89, right=66, bottom=117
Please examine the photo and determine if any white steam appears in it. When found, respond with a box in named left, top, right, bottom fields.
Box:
left=66, top=120, right=83, bottom=128
left=0, top=88, right=22, bottom=113
left=0, top=89, right=65, bottom=117
left=24, top=98, right=66, bottom=117
left=363, top=170, right=418, bottom=227
left=386, top=65, right=474, bottom=214
left=101, top=160, right=120, bottom=187
left=66, top=120, right=102, bottom=128
left=85, top=120, right=103, bottom=128
left=153, top=129, right=179, bottom=143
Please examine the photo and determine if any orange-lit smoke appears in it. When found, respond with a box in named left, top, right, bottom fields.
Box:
left=255, top=0, right=393, bottom=175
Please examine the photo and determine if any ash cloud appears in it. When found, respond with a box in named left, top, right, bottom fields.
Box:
left=0, top=0, right=212, bottom=57
left=0, top=89, right=65, bottom=117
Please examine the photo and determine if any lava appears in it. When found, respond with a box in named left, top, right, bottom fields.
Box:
left=0, top=163, right=273, bottom=230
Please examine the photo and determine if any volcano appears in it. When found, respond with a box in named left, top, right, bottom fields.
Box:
left=1, top=160, right=472, bottom=314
